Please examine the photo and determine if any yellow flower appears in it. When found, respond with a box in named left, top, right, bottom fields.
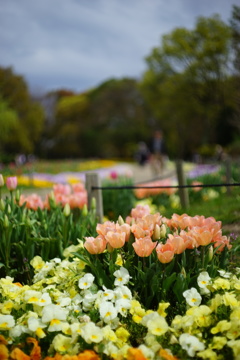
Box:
left=212, top=278, right=230, bottom=291
left=209, top=294, right=223, bottom=311
left=222, top=292, right=239, bottom=308
left=157, top=302, right=170, bottom=317
left=227, top=339, right=240, bottom=359
left=30, top=256, right=45, bottom=270
left=186, top=305, right=212, bottom=327
left=197, top=348, right=218, bottom=360
left=115, top=327, right=130, bottom=343
left=226, top=319, right=240, bottom=340
left=115, top=254, right=123, bottom=266
left=211, top=320, right=231, bottom=334
left=52, top=333, right=75, bottom=354
left=211, top=336, right=227, bottom=349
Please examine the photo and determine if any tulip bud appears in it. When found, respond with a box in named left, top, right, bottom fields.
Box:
left=81, top=203, right=88, bottom=217
left=0, top=198, right=5, bottom=211
left=181, top=267, right=186, bottom=278
left=0, top=174, right=4, bottom=187
left=15, top=189, right=20, bottom=203
left=63, top=203, right=71, bottom=217
left=91, top=197, right=96, bottom=211
left=160, top=224, right=167, bottom=238
left=153, top=224, right=161, bottom=240
left=48, top=191, right=57, bottom=208
left=3, top=214, right=9, bottom=228
left=117, top=215, right=124, bottom=226
left=7, top=204, right=11, bottom=215
left=6, top=176, right=18, bottom=191
left=208, top=245, right=213, bottom=262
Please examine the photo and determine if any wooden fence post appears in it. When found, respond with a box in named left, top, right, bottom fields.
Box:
left=86, top=173, right=103, bottom=222
left=176, top=160, right=189, bottom=209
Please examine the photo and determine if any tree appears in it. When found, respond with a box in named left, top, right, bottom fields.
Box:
left=0, top=67, right=44, bottom=155
left=140, top=15, right=234, bottom=158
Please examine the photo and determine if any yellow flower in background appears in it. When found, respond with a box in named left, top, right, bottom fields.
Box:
left=157, top=302, right=170, bottom=317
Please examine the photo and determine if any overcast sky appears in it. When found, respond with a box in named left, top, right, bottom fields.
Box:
left=0, top=0, right=238, bottom=94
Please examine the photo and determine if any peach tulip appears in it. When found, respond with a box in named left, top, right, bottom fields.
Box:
left=132, top=236, right=157, bottom=257
left=6, top=176, right=18, bottom=191
left=96, top=221, right=116, bottom=237
left=105, top=231, right=126, bottom=248
left=156, top=242, right=175, bottom=264
left=84, top=235, right=107, bottom=254
left=168, top=213, right=190, bottom=230
left=130, top=205, right=151, bottom=220
left=116, top=223, right=131, bottom=242
left=213, top=235, right=232, bottom=252
left=191, top=227, right=213, bottom=246
left=166, top=234, right=187, bottom=254
left=68, top=192, right=87, bottom=209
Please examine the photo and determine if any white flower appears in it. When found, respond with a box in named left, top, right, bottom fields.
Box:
left=113, top=267, right=131, bottom=286
left=114, top=285, right=132, bottom=300
left=78, top=273, right=95, bottom=289
left=28, top=317, right=47, bottom=338
left=52, top=333, right=79, bottom=354
left=42, top=304, right=68, bottom=323
left=115, top=298, right=131, bottom=317
left=9, top=325, right=29, bottom=338
left=218, top=270, right=232, bottom=278
left=99, top=301, right=118, bottom=323
left=0, top=314, right=15, bottom=329
left=197, top=271, right=211, bottom=288
left=183, top=287, right=202, bottom=306
left=179, top=333, right=205, bottom=357
left=102, top=286, right=115, bottom=301
left=197, top=271, right=211, bottom=294
left=81, top=322, right=104, bottom=343
left=24, top=290, right=52, bottom=306
left=138, top=344, right=155, bottom=360
left=144, top=313, right=168, bottom=336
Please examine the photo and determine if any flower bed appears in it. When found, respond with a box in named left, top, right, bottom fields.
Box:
left=1, top=182, right=240, bottom=360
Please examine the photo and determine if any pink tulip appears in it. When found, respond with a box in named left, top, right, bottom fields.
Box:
left=156, top=242, right=175, bottom=264
left=53, top=183, right=71, bottom=196
left=72, top=182, right=85, bottom=193
left=19, top=194, right=44, bottom=210
left=68, top=192, right=87, bottom=209
left=84, top=235, right=107, bottom=254
left=132, top=236, right=157, bottom=257
left=6, top=176, right=18, bottom=191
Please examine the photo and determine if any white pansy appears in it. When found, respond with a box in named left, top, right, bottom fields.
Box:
left=183, top=287, right=202, bottom=306
left=9, top=324, right=29, bottom=338
left=99, top=301, right=118, bottom=323
left=114, top=285, right=132, bottom=300
left=197, top=271, right=211, bottom=288
left=102, top=286, right=115, bottom=301
left=113, top=267, right=131, bottom=286
left=78, top=273, right=95, bottom=289
left=82, top=291, right=97, bottom=311
left=103, top=342, right=119, bottom=358
left=218, top=270, right=232, bottom=278
left=145, top=313, right=169, bottom=336
left=0, top=314, right=15, bottom=329
left=179, top=333, right=205, bottom=357
left=115, top=298, right=131, bottom=317
left=81, top=322, right=104, bottom=343
left=42, top=304, right=68, bottom=323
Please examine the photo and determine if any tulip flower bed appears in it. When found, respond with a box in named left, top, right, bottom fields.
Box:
left=1, top=171, right=240, bottom=360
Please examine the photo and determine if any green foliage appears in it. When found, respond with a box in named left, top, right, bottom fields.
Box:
left=0, top=67, right=44, bottom=155
left=140, top=15, right=235, bottom=158
left=0, top=189, right=97, bottom=283
left=102, top=175, right=136, bottom=221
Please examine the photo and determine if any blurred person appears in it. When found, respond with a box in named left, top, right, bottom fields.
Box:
left=149, top=129, right=167, bottom=175
left=135, top=141, right=150, bottom=166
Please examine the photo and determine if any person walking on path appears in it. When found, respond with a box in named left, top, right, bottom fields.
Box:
left=149, top=129, right=167, bottom=176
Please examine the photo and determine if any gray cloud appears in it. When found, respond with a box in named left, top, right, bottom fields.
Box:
left=0, top=0, right=237, bottom=93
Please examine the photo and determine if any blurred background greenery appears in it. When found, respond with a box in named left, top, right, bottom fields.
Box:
left=0, top=7, right=240, bottom=165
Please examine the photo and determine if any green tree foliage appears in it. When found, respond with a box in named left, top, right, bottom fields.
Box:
left=140, top=15, right=234, bottom=158
left=230, top=5, right=240, bottom=135
left=49, top=78, right=154, bottom=159
left=0, top=67, right=44, bottom=156
left=0, top=98, right=19, bottom=151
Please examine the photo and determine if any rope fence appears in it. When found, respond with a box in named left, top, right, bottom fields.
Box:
left=86, top=159, right=239, bottom=222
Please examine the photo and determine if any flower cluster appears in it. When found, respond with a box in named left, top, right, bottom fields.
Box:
left=19, top=183, right=87, bottom=210
left=0, top=252, right=240, bottom=359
